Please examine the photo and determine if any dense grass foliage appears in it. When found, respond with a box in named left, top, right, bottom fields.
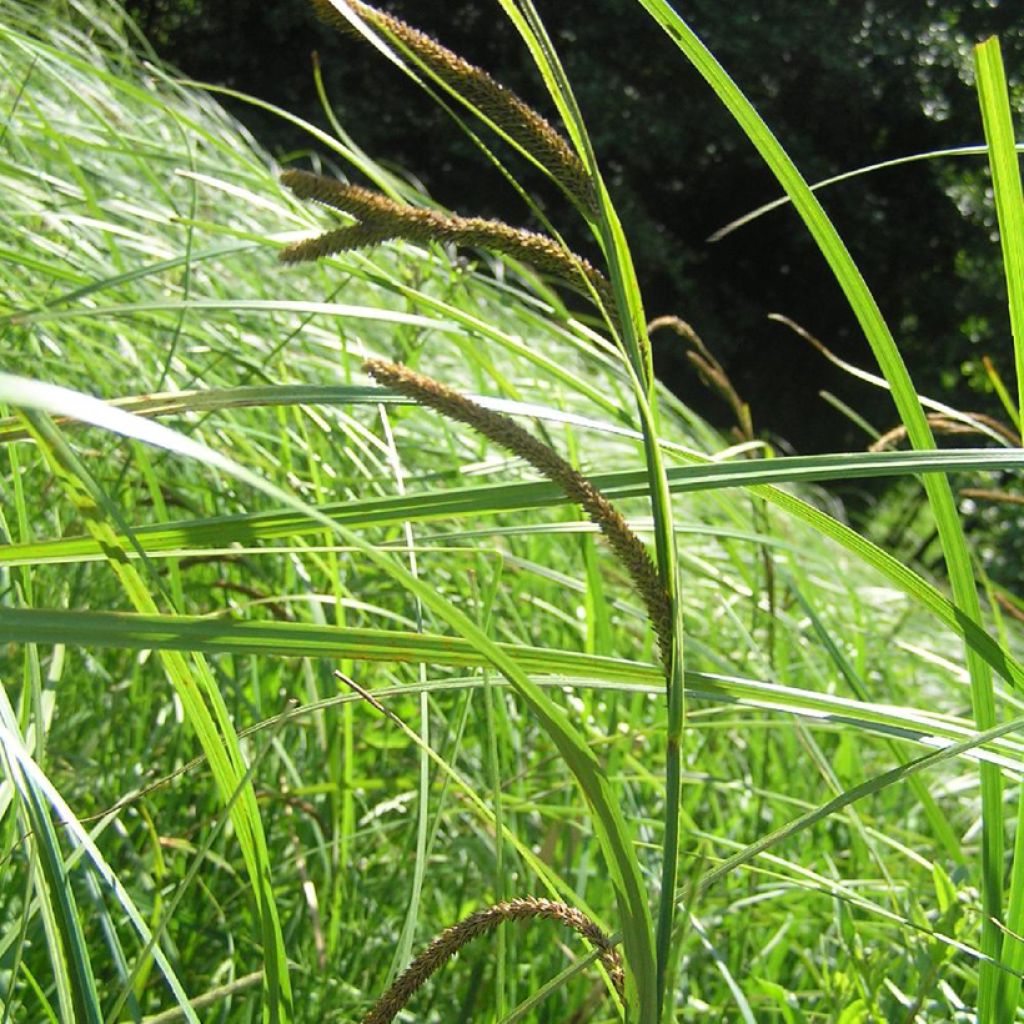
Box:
left=3, top=1, right=1024, bottom=1021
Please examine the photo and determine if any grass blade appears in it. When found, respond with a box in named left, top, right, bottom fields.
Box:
left=974, top=35, right=1024, bottom=1013
left=974, top=37, right=1024, bottom=432
left=630, top=5, right=1005, bottom=1011
left=0, top=702, right=103, bottom=1024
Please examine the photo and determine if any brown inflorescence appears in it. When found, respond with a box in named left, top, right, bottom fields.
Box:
left=309, top=0, right=596, bottom=216
left=360, top=896, right=624, bottom=1024
left=280, top=168, right=613, bottom=310
left=363, top=358, right=673, bottom=671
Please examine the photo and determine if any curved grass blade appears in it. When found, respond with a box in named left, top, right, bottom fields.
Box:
left=708, top=144, right=1024, bottom=243
left=630, top=5, right=1005, bottom=1009
left=7, top=610, right=1024, bottom=782
left=0, top=705, right=200, bottom=1024
left=685, top=713, right=1024, bottom=905
left=0, top=713, right=103, bottom=1024
left=489, top=12, right=682, bottom=1007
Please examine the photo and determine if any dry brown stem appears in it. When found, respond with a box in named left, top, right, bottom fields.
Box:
left=871, top=412, right=1020, bottom=452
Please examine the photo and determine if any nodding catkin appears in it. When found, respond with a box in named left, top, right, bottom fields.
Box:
left=360, top=897, right=624, bottom=1024
left=279, top=169, right=613, bottom=309
left=363, top=358, right=673, bottom=671
left=308, top=0, right=597, bottom=216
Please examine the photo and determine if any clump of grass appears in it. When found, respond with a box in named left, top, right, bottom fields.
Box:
left=6, top=0, right=1024, bottom=1022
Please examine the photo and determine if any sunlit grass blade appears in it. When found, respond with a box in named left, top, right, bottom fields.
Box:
left=631, top=4, right=1005, bottom=1012
left=9, top=610, right=1024, bottom=788
left=974, top=37, right=1024, bottom=432
left=974, top=35, right=1024, bottom=1014
left=784, top=567, right=965, bottom=865
left=0, top=703, right=103, bottom=1024
left=0, top=691, right=201, bottom=1024
left=5, top=444, right=1024, bottom=569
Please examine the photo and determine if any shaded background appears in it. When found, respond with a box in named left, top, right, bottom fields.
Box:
left=121, top=0, right=1023, bottom=457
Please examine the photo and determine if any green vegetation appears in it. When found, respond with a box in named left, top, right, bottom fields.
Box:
left=2, top=1, right=1024, bottom=1021
left=120, top=0, right=1024, bottom=457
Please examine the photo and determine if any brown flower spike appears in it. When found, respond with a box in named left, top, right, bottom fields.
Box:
left=280, top=169, right=613, bottom=309
left=363, top=358, right=673, bottom=670
left=360, top=897, right=623, bottom=1024
left=309, top=0, right=596, bottom=215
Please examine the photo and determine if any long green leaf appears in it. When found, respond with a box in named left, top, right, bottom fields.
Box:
left=631, top=5, right=1005, bottom=1011
left=975, top=37, right=1024, bottom=431
left=974, top=36, right=1024, bottom=1014
left=0, top=700, right=102, bottom=1024
left=3, top=447, right=1020, bottom=565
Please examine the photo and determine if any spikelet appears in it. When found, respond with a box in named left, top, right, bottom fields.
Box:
left=649, top=315, right=754, bottom=442
left=278, top=222, right=395, bottom=263
left=363, top=358, right=673, bottom=670
left=361, top=897, right=623, bottom=1024
left=310, top=0, right=596, bottom=216
left=280, top=169, right=613, bottom=309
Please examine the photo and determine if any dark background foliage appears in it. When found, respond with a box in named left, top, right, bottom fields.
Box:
left=121, top=0, right=1023, bottom=457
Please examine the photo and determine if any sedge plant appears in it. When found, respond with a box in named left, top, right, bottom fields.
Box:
left=4, top=0, right=1024, bottom=1022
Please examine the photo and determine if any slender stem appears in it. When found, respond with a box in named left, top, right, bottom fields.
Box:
left=494, top=12, right=684, bottom=1017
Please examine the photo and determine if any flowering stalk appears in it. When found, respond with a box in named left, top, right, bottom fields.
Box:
left=309, top=0, right=596, bottom=215
left=361, top=897, right=623, bottom=1024
left=280, top=169, right=612, bottom=310
left=363, top=358, right=672, bottom=670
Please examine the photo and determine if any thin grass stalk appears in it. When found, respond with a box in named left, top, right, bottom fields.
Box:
left=974, top=36, right=1024, bottom=1014
left=490, top=7, right=683, bottom=1018
left=501, top=8, right=679, bottom=1015
left=632, top=4, right=1004, bottom=1013
left=375, top=400, right=433, bottom=984
left=299, top=8, right=674, bottom=999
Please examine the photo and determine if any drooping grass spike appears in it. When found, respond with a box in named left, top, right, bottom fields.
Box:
left=308, top=0, right=597, bottom=216
left=363, top=357, right=672, bottom=672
